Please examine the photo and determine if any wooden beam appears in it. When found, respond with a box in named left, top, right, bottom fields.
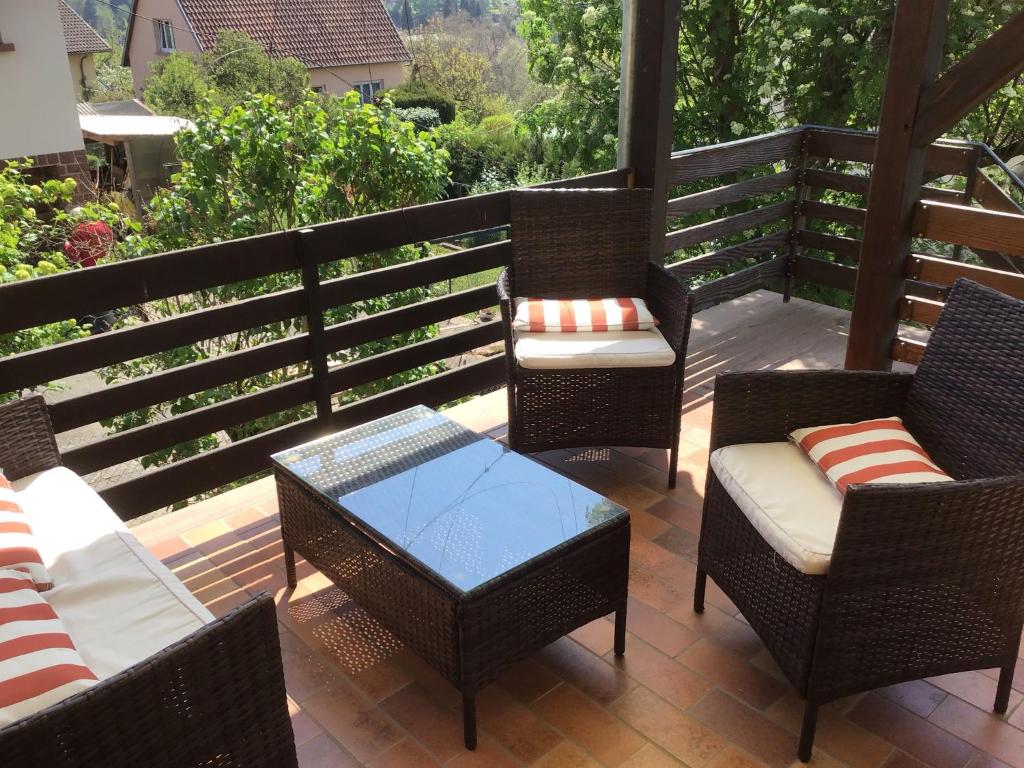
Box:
left=913, top=11, right=1024, bottom=146
left=912, top=200, right=1024, bottom=257
left=617, top=0, right=681, bottom=263
left=907, top=253, right=1024, bottom=299
left=845, top=0, right=950, bottom=371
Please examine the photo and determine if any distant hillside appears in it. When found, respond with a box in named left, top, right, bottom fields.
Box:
left=64, top=0, right=132, bottom=44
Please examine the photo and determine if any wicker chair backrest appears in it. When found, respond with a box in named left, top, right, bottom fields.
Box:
left=904, top=278, right=1024, bottom=480
left=509, top=188, right=652, bottom=299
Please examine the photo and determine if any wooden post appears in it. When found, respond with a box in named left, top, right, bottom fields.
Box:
left=617, top=0, right=681, bottom=264
left=844, top=0, right=950, bottom=370
left=295, top=228, right=332, bottom=423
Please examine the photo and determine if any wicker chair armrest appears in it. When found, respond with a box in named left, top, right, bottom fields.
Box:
left=0, top=395, right=61, bottom=481
left=710, top=370, right=914, bottom=450
left=496, top=266, right=513, bottom=305
left=0, top=593, right=297, bottom=768
left=647, top=262, right=693, bottom=354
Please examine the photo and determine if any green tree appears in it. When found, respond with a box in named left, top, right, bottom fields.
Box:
left=519, top=0, right=1024, bottom=172
left=409, top=17, right=494, bottom=119
left=102, top=93, right=450, bottom=466
left=144, top=30, right=309, bottom=118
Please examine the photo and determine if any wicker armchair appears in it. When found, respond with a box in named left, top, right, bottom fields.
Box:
left=497, top=188, right=693, bottom=486
left=0, top=395, right=297, bottom=768
left=694, top=278, right=1024, bottom=762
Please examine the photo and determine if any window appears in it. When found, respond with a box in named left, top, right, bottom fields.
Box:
left=155, top=20, right=175, bottom=52
left=311, top=85, right=326, bottom=95
left=354, top=80, right=383, bottom=104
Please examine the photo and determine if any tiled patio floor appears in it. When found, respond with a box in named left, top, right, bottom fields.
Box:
left=134, top=293, right=1023, bottom=768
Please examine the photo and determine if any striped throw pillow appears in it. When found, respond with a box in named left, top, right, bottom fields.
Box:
left=0, top=569, right=97, bottom=726
left=513, top=297, right=658, bottom=333
left=790, top=417, right=952, bottom=494
left=0, top=474, right=52, bottom=591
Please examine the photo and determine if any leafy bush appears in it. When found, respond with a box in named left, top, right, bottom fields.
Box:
left=385, top=81, right=457, bottom=123
left=432, top=113, right=532, bottom=196
left=395, top=106, right=442, bottom=131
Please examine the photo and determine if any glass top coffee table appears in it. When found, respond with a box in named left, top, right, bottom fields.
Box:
left=272, top=405, right=631, bottom=749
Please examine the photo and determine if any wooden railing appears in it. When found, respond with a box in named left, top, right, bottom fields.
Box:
left=2, top=123, right=1021, bottom=517
left=0, top=170, right=626, bottom=519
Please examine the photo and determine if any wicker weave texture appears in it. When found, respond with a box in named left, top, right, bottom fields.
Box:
left=0, top=394, right=61, bottom=480
left=0, top=595, right=297, bottom=768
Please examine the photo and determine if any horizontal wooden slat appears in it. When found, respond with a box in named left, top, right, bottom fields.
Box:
left=324, top=285, right=496, bottom=355
left=691, top=256, right=788, bottom=313
left=891, top=336, right=927, bottom=365
left=899, top=296, right=944, bottom=326
left=99, top=356, right=504, bottom=519
left=62, top=377, right=314, bottom=475
left=667, top=232, right=790, bottom=279
left=328, top=322, right=503, bottom=394
left=320, top=241, right=511, bottom=309
left=0, top=233, right=294, bottom=333
left=801, top=200, right=866, bottom=227
left=972, top=171, right=1024, bottom=215
left=913, top=201, right=1024, bottom=258
left=666, top=170, right=798, bottom=217
left=795, top=230, right=862, bottom=261
left=301, top=169, right=628, bottom=265
left=664, top=201, right=793, bottom=252
left=0, top=288, right=306, bottom=394
left=803, top=127, right=976, bottom=176
left=793, top=257, right=857, bottom=291
left=669, top=128, right=804, bottom=184
left=803, top=169, right=871, bottom=196
left=906, top=253, right=1024, bottom=299
left=48, top=335, right=309, bottom=433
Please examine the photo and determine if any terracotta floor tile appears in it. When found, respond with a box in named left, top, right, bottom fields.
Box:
left=366, top=739, right=440, bottom=768
left=280, top=628, right=344, bottom=703
left=689, top=689, right=798, bottom=768
left=929, top=696, right=1024, bottom=768
left=618, top=596, right=699, bottom=657
left=530, top=740, right=601, bottom=768
left=610, top=635, right=711, bottom=710
left=978, top=665, right=1024, bottom=694
left=224, top=506, right=267, bottom=531
left=181, top=519, right=233, bottom=547
left=498, top=657, right=562, bottom=705
left=532, top=683, right=647, bottom=767
left=766, top=691, right=893, bottom=768
left=706, top=745, right=770, bottom=768
left=290, top=706, right=324, bottom=748
left=534, top=637, right=635, bottom=706
left=653, top=525, right=701, bottom=560
left=847, top=693, right=976, bottom=768
left=347, top=647, right=416, bottom=703
left=878, top=680, right=948, bottom=718
left=621, top=742, right=686, bottom=768
left=678, top=639, right=787, bottom=710
left=630, top=507, right=673, bottom=541
left=927, top=672, right=1023, bottom=714
left=477, top=684, right=562, bottom=763
left=1009, top=699, right=1024, bottom=729
left=666, top=603, right=765, bottom=659
left=883, top=752, right=934, bottom=768
left=146, top=535, right=191, bottom=561
left=966, top=754, right=1013, bottom=768
left=302, top=679, right=403, bottom=763
left=571, top=617, right=616, bottom=657
left=748, top=649, right=787, bottom=683
left=647, top=497, right=703, bottom=533
left=380, top=682, right=466, bottom=763
left=296, top=733, right=361, bottom=768
left=446, top=739, right=520, bottom=768
left=612, top=686, right=724, bottom=767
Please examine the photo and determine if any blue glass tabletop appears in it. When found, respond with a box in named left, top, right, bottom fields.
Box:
left=271, top=406, right=626, bottom=594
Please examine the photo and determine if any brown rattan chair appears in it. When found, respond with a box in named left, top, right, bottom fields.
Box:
left=497, top=188, right=693, bottom=486
left=0, top=395, right=298, bottom=768
left=694, top=278, right=1024, bottom=761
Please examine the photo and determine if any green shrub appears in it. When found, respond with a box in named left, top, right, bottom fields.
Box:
left=395, top=106, right=442, bottom=131
left=385, top=81, right=456, bottom=124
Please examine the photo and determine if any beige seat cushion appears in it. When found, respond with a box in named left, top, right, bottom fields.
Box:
left=12, top=467, right=213, bottom=680
left=514, top=327, right=676, bottom=370
left=710, top=442, right=844, bottom=575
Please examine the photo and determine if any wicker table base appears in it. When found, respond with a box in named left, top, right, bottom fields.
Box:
left=272, top=408, right=631, bottom=749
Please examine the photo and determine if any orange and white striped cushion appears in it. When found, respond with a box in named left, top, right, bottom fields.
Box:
left=513, top=297, right=658, bottom=333
left=0, top=474, right=52, bottom=591
left=790, top=417, right=952, bottom=494
left=0, top=569, right=96, bottom=725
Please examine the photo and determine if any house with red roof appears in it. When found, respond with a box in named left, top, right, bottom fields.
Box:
left=122, top=0, right=410, bottom=101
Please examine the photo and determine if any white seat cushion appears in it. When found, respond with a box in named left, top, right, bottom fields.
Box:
left=710, top=442, right=844, bottom=575
left=514, top=327, right=676, bottom=370
left=11, top=468, right=213, bottom=680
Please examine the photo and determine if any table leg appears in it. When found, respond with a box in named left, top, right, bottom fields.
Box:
left=463, top=694, right=477, bottom=750
left=614, top=602, right=627, bottom=656
left=284, top=542, right=297, bottom=589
